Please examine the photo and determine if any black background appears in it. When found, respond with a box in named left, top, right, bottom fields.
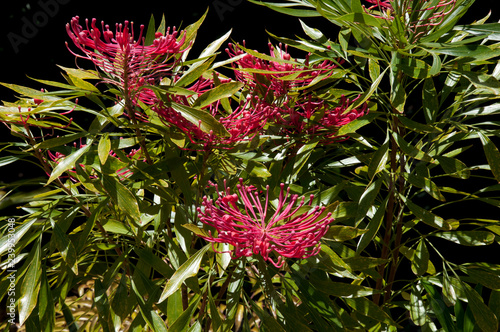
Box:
left=1, top=0, right=498, bottom=96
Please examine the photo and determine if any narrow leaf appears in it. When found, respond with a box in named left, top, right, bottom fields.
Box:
left=18, top=241, right=41, bottom=325
left=158, top=244, right=210, bottom=303
left=478, top=132, right=500, bottom=182
left=102, top=175, right=141, bottom=221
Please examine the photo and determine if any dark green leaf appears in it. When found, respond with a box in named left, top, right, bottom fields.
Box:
left=478, top=132, right=500, bottom=182
left=345, top=297, right=398, bottom=327
left=18, top=241, right=41, bottom=325
left=50, top=219, right=78, bottom=275
left=101, top=175, right=141, bottom=221
left=421, top=281, right=456, bottom=332
left=463, top=283, right=499, bottom=332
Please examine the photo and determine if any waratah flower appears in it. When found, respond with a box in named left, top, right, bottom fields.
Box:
left=139, top=78, right=277, bottom=149
left=275, top=95, right=368, bottom=142
left=66, top=16, right=188, bottom=103
left=226, top=42, right=340, bottom=99
left=197, top=179, right=333, bottom=268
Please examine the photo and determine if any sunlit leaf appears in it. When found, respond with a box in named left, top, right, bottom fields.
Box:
left=18, top=241, right=41, bottom=325
left=478, top=132, right=500, bottom=182
left=411, top=240, right=430, bottom=276
left=158, top=244, right=210, bottom=303
left=432, top=231, right=495, bottom=246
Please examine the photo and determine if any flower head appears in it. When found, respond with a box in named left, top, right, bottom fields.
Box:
left=66, top=16, right=188, bottom=102
left=197, top=179, right=333, bottom=268
left=275, top=95, right=368, bottom=142
left=226, top=42, right=339, bottom=99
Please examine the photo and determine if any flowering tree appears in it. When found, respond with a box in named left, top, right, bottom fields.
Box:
left=1, top=1, right=499, bottom=331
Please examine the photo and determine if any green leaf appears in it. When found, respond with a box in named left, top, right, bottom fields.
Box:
left=354, top=179, right=382, bottom=226
left=299, top=19, right=326, bottom=41
left=101, top=175, right=141, bottom=221
left=432, top=231, right=495, bottom=246
left=198, top=29, right=232, bottom=59
left=250, top=299, right=287, bottom=331
left=466, top=266, right=500, bottom=290
left=158, top=244, right=210, bottom=303
left=410, top=283, right=427, bottom=326
left=398, top=116, right=442, bottom=134
left=47, top=143, right=92, bottom=185
left=170, top=101, right=229, bottom=138
left=367, top=140, right=389, bottom=179
left=436, top=156, right=470, bottom=179
left=192, top=82, right=243, bottom=109
left=326, top=225, right=367, bottom=242
left=98, top=133, right=111, bottom=165
left=403, top=196, right=451, bottom=230
left=18, top=241, right=41, bottom=325
left=36, top=132, right=87, bottom=149
left=144, top=15, right=156, bottom=46
left=337, top=113, right=378, bottom=136
left=345, top=297, right=398, bottom=327
left=169, top=294, right=201, bottom=332
left=176, top=56, right=215, bottom=87
left=39, top=267, right=55, bottom=332
left=398, top=57, right=434, bottom=79
left=463, top=283, right=499, bottom=332
left=421, top=281, right=456, bottom=332
left=208, top=289, right=223, bottom=332
left=404, top=172, right=446, bottom=201
left=249, top=0, right=321, bottom=17
left=356, top=198, right=386, bottom=254
left=489, top=290, right=500, bottom=324
left=167, top=289, right=183, bottom=325
left=478, top=132, right=500, bottom=182
left=50, top=219, right=78, bottom=275
left=411, top=240, right=430, bottom=276
left=247, top=160, right=272, bottom=178
left=460, top=70, right=500, bottom=94
left=314, top=279, right=378, bottom=298
left=0, top=219, right=36, bottom=256
left=57, top=65, right=99, bottom=80
left=423, top=78, right=439, bottom=123
left=392, top=132, right=434, bottom=162
left=182, top=223, right=210, bottom=238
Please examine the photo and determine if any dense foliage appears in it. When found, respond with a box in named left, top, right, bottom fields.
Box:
left=1, top=0, right=500, bottom=330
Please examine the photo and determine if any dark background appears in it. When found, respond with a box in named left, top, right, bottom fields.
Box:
left=1, top=0, right=498, bottom=98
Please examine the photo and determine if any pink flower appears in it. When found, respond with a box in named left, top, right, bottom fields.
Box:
left=226, top=42, right=339, bottom=98
left=66, top=16, right=187, bottom=102
left=275, top=95, right=368, bottom=142
left=139, top=78, right=275, bottom=149
left=197, top=179, right=333, bottom=268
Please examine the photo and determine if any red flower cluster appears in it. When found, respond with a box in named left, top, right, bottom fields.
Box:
left=197, top=179, right=333, bottom=268
left=226, top=43, right=367, bottom=141
left=66, top=16, right=188, bottom=102
left=66, top=17, right=367, bottom=148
